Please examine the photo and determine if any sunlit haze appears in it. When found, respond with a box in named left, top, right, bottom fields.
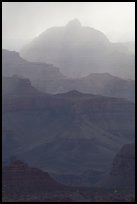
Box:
left=2, top=2, right=135, bottom=51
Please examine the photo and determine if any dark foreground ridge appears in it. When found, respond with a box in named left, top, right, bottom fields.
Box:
left=2, top=159, right=135, bottom=202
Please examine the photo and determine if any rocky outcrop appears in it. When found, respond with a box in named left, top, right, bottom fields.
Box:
left=111, top=144, right=135, bottom=177
left=2, top=76, right=40, bottom=96
left=102, top=144, right=135, bottom=190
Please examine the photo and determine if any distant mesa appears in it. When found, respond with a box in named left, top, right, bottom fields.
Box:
left=56, top=90, right=86, bottom=97
left=20, top=19, right=135, bottom=79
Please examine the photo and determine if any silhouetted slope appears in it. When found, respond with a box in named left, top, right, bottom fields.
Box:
left=2, top=76, right=41, bottom=96
left=2, top=49, right=65, bottom=81
left=2, top=160, right=63, bottom=196
left=3, top=49, right=135, bottom=102
left=37, top=73, right=134, bottom=101
left=101, top=144, right=135, bottom=190
left=2, top=160, right=134, bottom=202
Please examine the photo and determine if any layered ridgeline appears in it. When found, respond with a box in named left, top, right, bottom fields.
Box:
left=2, top=76, right=135, bottom=186
left=2, top=49, right=135, bottom=102
left=2, top=160, right=71, bottom=202
left=20, top=19, right=135, bottom=79
left=34, top=73, right=135, bottom=102
left=2, top=49, right=65, bottom=81
left=2, top=153, right=134, bottom=202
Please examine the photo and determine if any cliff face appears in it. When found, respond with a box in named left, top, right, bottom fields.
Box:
left=2, top=76, right=40, bottom=96
left=111, top=144, right=135, bottom=177
left=102, top=144, right=135, bottom=190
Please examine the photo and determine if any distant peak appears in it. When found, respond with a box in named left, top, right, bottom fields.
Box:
left=57, top=90, right=85, bottom=97
left=67, top=90, right=82, bottom=95
left=66, top=19, right=82, bottom=28
left=87, top=73, right=115, bottom=78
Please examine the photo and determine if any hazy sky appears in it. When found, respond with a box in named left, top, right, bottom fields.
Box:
left=2, top=2, right=135, bottom=51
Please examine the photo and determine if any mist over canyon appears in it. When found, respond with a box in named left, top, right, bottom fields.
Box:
left=2, top=3, right=135, bottom=201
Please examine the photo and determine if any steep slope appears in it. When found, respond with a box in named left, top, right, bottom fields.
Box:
left=2, top=78, right=135, bottom=185
left=102, top=144, right=135, bottom=191
left=20, top=19, right=135, bottom=79
left=2, top=76, right=44, bottom=162
left=2, top=160, right=64, bottom=196
left=2, top=76, right=41, bottom=96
